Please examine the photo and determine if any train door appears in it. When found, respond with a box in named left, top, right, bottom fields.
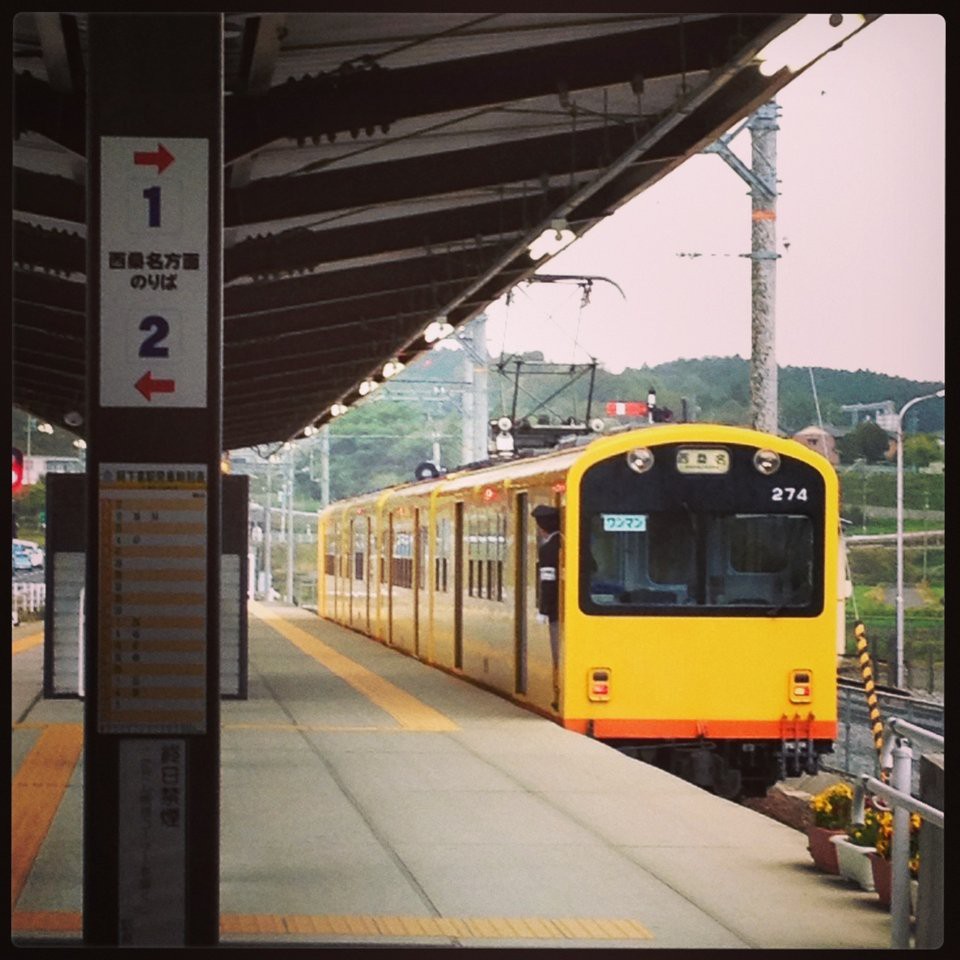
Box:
left=454, top=501, right=463, bottom=669
left=331, top=517, right=342, bottom=620
left=387, top=512, right=394, bottom=645
left=514, top=492, right=528, bottom=694
left=413, top=508, right=421, bottom=656
left=348, top=517, right=356, bottom=626
left=364, top=514, right=372, bottom=633
left=349, top=516, right=367, bottom=631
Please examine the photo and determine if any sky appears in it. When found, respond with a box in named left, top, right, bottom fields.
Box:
left=480, top=14, right=945, bottom=384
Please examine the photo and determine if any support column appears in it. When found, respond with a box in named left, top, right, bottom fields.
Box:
left=85, top=15, right=223, bottom=946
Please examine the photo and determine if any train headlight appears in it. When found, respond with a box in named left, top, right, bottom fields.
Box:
left=753, top=448, right=781, bottom=475
left=626, top=447, right=655, bottom=474
left=789, top=669, right=812, bottom=703
left=497, top=416, right=513, bottom=432
left=588, top=668, right=611, bottom=701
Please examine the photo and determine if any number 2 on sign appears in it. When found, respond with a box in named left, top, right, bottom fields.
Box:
left=138, top=315, right=170, bottom=357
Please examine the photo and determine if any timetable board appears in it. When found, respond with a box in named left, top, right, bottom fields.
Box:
left=98, top=463, right=208, bottom=733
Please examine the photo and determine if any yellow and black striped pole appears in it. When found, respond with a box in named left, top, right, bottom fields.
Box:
left=853, top=620, right=887, bottom=780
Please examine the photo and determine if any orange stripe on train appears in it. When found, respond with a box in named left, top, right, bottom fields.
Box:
left=562, top=718, right=837, bottom=739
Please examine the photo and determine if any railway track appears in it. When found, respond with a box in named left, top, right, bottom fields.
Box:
left=836, top=675, right=943, bottom=736
left=829, top=675, right=942, bottom=789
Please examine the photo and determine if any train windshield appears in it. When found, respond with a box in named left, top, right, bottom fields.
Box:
left=579, top=443, right=824, bottom=616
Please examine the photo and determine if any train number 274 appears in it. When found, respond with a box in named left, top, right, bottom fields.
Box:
left=771, top=487, right=808, bottom=502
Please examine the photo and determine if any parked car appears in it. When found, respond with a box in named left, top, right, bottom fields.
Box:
left=12, top=545, right=33, bottom=572
left=13, top=539, right=44, bottom=568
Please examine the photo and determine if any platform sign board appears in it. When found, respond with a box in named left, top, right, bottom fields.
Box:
left=97, top=463, right=208, bottom=734
left=99, top=136, right=208, bottom=408
left=117, top=739, right=187, bottom=944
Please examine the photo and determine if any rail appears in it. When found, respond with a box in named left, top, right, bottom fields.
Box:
left=852, top=718, right=944, bottom=949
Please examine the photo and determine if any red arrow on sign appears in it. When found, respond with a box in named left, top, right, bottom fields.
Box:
left=134, top=143, right=175, bottom=174
left=135, top=371, right=176, bottom=401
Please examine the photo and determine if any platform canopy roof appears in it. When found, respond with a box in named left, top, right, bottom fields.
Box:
left=12, top=12, right=877, bottom=451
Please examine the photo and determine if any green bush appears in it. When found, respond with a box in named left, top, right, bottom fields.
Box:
left=848, top=546, right=895, bottom=583
left=846, top=545, right=944, bottom=586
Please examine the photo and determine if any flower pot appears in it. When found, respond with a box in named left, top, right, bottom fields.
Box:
left=830, top=835, right=875, bottom=891
left=806, top=826, right=845, bottom=874
left=868, top=851, right=892, bottom=907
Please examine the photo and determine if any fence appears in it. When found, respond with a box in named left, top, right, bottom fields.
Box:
left=12, top=582, right=46, bottom=619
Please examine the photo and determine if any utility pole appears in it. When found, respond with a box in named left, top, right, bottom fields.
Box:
left=319, top=424, right=330, bottom=507
left=704, top=100, right=780, bottom=433
left=460, top=313, right=489, bottom=464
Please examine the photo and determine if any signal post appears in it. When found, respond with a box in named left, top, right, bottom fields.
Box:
left=85, top=15, right=223, bottom=945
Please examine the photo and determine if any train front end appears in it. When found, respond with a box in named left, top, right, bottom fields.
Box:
left=562, top=424, right=839, bottom=796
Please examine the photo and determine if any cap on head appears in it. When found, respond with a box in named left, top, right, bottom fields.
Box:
left=531, top=504, right=560, bottom=532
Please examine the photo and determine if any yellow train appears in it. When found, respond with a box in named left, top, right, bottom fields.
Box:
left=317, top=423, right=841, bottom=796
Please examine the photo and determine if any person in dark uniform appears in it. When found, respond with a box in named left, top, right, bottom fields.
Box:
left=532, top=504, right=562, bottom=710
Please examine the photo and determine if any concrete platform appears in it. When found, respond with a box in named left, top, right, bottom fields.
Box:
left=11, top=602, right=895, bottom=948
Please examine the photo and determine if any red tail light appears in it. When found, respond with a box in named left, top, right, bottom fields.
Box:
left=790, top=670, right=812, bottom=703
left=588, top=668, right=611, bottom=702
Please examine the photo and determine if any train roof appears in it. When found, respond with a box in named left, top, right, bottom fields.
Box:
left=319, top=422, right=837, bottom=516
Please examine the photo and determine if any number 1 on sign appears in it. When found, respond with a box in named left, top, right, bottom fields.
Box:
left=143, top=186, right=161, bottom=227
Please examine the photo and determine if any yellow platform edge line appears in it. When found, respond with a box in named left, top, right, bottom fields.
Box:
left=12, top=632, right=44, bottom=656
left=249, top=602, right=458, bottom=732
left=13, top=911, right=654, bottom=941
left=10, top=725, right=84, bottom=912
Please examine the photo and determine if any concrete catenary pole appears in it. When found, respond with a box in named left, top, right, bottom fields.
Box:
left=747, top=101, right=780, bottom=433
left=704, top=100, right=780, bottom=433
left=319, top=423, right=330, bottom=508
left=461, top=313, right=489, bottom=465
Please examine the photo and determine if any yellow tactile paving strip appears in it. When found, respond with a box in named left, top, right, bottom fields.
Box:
left=12, top=630, right=44, bottom=656
left=11, top=612, right=649, bottom=944
left=249, top=601, right=458, bottom=732
left=10, top=724, right=83, bottom=911
left=12, top=911, right=653, bottom=941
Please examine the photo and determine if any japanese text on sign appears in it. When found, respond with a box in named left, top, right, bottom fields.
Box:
left=98, top=463, right=208, bottom=734
left=99, top=137, right=209, bottom=408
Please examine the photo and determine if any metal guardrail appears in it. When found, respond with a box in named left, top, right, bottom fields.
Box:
left=852, top=718, right=944, bottom=949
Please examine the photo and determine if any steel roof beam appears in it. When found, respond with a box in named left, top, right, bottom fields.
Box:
left=225, top=124, right=666, bottom=228
left=225, top=16, right=777, bottom=161
left=15, top=127, right=667, bottom=230
left=226, top=185, right=571, bottom=281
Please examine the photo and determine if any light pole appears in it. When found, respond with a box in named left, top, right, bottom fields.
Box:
left=895, top=388, right=945, bottom=689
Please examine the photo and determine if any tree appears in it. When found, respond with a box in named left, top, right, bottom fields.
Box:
left=903, top=434, right=941, bottom=469
left=838, top=419, right=891, bottom=463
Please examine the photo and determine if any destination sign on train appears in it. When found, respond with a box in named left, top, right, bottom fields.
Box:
left=676, top=448, right=730, bottom=474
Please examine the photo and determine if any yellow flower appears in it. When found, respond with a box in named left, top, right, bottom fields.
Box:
left=810, top=782, right=853, bottom=828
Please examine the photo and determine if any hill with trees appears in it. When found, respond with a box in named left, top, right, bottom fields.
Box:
left=12, top=351, right=943, bottom=506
